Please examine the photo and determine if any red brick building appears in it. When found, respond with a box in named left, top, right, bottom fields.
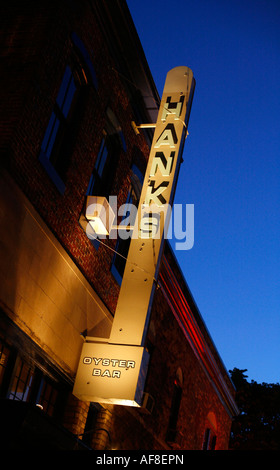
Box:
left=0, top=0, right=238, bottom=450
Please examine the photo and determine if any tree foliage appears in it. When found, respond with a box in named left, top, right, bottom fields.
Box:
left=229, top=368, right=280, bottom=450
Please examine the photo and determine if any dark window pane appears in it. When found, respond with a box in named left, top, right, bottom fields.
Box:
left=0, top=340, right=10, bottom=388
left=8, top=359, right=34, bottom=402
left=38, top=378, right=59, bottom=417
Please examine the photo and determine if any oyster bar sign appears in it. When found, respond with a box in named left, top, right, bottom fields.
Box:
left=73, top=67, right=195, bottom=407
left=73, top=342, right=149, bottom=406
left=88, top=357, right=136, bottom=378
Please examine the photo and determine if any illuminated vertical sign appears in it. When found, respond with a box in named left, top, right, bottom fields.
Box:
left=109, top=66, right=195, bottom=347
left=73, top=67, right=195, bottom=406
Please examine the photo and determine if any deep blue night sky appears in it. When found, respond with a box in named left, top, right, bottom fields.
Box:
left=127, top=0, right=280, bottom=383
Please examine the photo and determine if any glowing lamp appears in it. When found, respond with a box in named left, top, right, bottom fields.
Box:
left=85, top=195, right=115, bottom=236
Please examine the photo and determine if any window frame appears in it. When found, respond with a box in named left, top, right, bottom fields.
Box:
left=86, top=109, right=126, bottom=200
left=8, top=357, right=34, bottom=402
left=111, top=163, right=143, bottom=284
left=0, top=336, right=68, bottom=421
left=202, top=412, right=217, bottom=450
left=166, top=368, right=183, bottom=444
left=39, top=33, right=96, bottom=194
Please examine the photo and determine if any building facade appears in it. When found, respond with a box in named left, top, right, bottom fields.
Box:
left=0, top=0, right=238, bottom=450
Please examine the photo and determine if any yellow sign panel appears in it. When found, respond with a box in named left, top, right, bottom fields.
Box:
left=73, top=342, right=149, bottom=406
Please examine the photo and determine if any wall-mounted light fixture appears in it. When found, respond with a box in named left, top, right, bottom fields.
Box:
left=85, top=196, right=115, bottom=236
left=85, top=195, right=131, bottom=237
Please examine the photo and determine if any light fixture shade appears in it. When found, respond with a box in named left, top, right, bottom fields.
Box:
left=85, top=195, right=115, bottom=235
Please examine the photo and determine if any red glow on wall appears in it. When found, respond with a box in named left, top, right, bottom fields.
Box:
left=159, top=255, right=238, bottom=417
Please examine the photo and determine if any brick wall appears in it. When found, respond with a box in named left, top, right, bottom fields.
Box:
left=63, top=394, right=90, bottom=439
left=1, top=0, right=150, bottom=316
left=88, top=282, right=233, bottom=451
left=0, top=0, right=236, bottom=450
left=105, top=286, right=233, bottom=450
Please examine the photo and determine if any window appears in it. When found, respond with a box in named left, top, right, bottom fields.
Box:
left=0, top=336, right=66, bottom=421
left=82, top=108, right=126, bottom=250
left=41, top=66, right=76, bottom=168
left=37, top=378, right=59, bottom=417
left=202, top=412, right=217, bottom=450
left=39, top=66, right=78, bottom=192
left=202, top=428, right=217, bottom=450
left=86, top=131, right=111, bottom=198
left=166, top=368, right=183, bottom=443
left=202, top=428, right=211, bottom=450
left=86, top=108, right=125, bottom=199
left=111, top=164, right=143, bottom=284
left=0, top=339, right=11, bottom=389
left=39, top=33, right=95, bottom=193
left=6, top=358, right=64, bottom=418
left=8, top=357, right=34, bottom=402
left=210, top=434, right=217, bottom=450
